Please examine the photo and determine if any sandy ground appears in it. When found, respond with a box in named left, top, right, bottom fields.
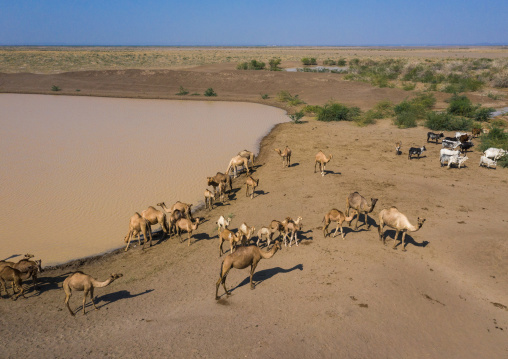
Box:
left=1, top=58, right=507, bottom=358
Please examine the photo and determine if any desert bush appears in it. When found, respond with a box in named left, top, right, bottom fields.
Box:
left=487, top=92, right=503, bottom=100
left=204, top=88, right=217, bottom=97
left=425, top=112, right=472, bottom=131
left=337, top=58, right=347, bottom=66
left=261, top=93, right=269, bottom=99
left=288, top=110, right=305, bottom=124
left=302, top=105, right=321, bottom=115
left=402, top=82, right=416, bottom=91
left=491, top=119, right=506, bottom=128
left=354, top=114, right=377, bottom=127
left=474, top=107, right=495, bottom=122
left=316, top=102, right=361, bottom=122
left=478, top=127, right=508, bottom=164
left=276, top=90, right=305, bottom=106
left=446, top=94, right=478, bottom=117
left=237, top=60, right=266, bottom=70
left=301, top=57, right=317, bottom=66
left=393, top=111, right=417, bottom=128
left=176, top=86, right=189, bottom=95
left=393, top=93, right=435, bottom=128
left=269, top=58, right=282, bottom=71
left=51, top=85, right=61, bottom=91
left=491, top=72, right=508, bottom=88
left=323, top=59, right=336, bottom=66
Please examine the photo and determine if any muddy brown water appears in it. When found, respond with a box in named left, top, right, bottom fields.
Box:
left=0, top=94, right=287, bottom=265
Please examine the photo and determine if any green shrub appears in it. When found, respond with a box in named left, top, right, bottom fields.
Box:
left=269, top=58, right=282, bottom=71
left=302, top=105, right=321, bottom=115
left=402, top=82, right=416, bottom=91
left=446, top=94, right=478, bottom=117
left=236, top=62, right=248, bottom=70
left=204, top=88, right=217, bottom=97
left=237, top=60, right=266, bottom=70
left=288, top=110, right=305, bottom=124
left=323, top=59, right=336, bottom=66
left=276, top=90, right=305, bottom=106
left=337, top=58, right=347, bottom=66
left=261, top=93, right=269, bottom=99
left=316, top=102, right=361, bottom=122
left=51, top=85, right=61, bottom=91
left=479, top=127, right=508, bottom=155
left=393, top=111, right=417, bottom=128
left=354, top=115, right=377, bottom=127
left=301, top=57, right=317, bottom=66
left=372, top=75, right=390, bottom=88
left=176, top=86, right=189, bottom=95
left=425, top=112, right=473, bottom=131
left=474, top=107, right=495, bottom=122
left=487, top=92, right=503, bottom=100
left=374, top=100, right=394, bottom=117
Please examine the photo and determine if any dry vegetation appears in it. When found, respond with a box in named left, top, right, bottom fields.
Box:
left=1, top=46, right=508, bottom=73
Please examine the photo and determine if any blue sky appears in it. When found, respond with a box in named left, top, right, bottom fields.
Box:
left=1, top=0, right=507, bottom=46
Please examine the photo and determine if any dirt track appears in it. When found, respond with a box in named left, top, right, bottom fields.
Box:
left=0, top=62, right=507, bottom=358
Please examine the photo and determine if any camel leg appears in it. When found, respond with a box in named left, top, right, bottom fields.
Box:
left=250, top=263, right=259, bottom=289
left=365, top=213, right=370, bottom=229
left=314, top=161, right=318, bottom=173
left=0, top=278, right=5, bottom=298
left=294, top=232, right=299, bottom=246
left=124, top=232, right=133, bottom=252
left=188, top=231, right=192, bottom=246
left=393, top=230, right=400, bottom=249
left=89, top=287, right=99, bottom=311
left=82, top=290, right=88, bottom=315
left=323, top=223, right=329, bottom=237
left=401, top=232, right=407, bottom=252
left=246, top=185, right=249, bottom=197
left=340, top=225, right=345, bottom=240
left=378, top=223, right=385, bottom=244
left=219, top=238, right=224, bottom=257
left=64, top=287, right=75, bottom=316
left=146, top=226, right=153, bottom=248
left=354, top=213, right=360, bottom=230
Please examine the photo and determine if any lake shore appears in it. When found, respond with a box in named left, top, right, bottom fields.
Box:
left=1, top=56, right=507, bottom=358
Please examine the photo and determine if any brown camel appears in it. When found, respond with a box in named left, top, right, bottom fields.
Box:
left=322, top=209, right=356, bottom=240
left=345, top=192, right=378, bottom=230
left=218, top=228, right=243, bottom=257
left=175, top=217, right=200, bottom=246
left=225, top=155, right=250, bottom=178
left=0, top=266, right=26, bottom=300
left=215, top=242, right=282, bottom=300
left=274, top=146, right=292, bottom=168
left=245, top=176, right=259, bottom=199
left=11, top=257, right=43, bottom=290
left=238, top=222, right=256, bottom=245
left=238, top=150, right=255, bottom=166
left=314, top=151, right=333, bottom=176
left=141, top=206, right=169, bottom=236
left=217, top=181, right=228, bottom=204
left=124, top=212, right=153, bottom=251
left=63, top=271, right=123, bottom=316
left=268, top=220, right=284, bottom=244
left=204, top=189, right=215, bottom=211
left=157, top=201, right=193, bottom=220
left=378, top=207, right=426, bottom=251
left=207, top=172, right=232, bottom=194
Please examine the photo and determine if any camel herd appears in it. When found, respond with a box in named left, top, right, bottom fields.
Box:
left=0, top=145, right=426, bottom=313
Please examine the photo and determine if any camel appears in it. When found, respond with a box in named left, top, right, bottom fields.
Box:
left=175, top=217, right=200, bottom=246
left=218, top=228, right=243, bottom=257
left=204, top=189, right=215, bottom=211
left=345, top=192, right=378, bottom=230
left=282, top=217, right=303, bottom=247
left=238, top=150, right=255, bottom=166
left=238, top=222, right=256, bottom=245
left=274, top=146, right=292, bottom=168
left=217, top=215, right=232, bottom=236
left=11, top=257, right=43, bottom=290
left=141, top=206, right=169, bottom=237
left=124, top=212, right=153, bottom=251
left=225, top=155, right=250, bottom=178
left=207, top=172, right=232, bottom=194
left=314, top=151, right=333, bottom=176
left=268, top=220, right=284, bottom=243
left=378, top=207, right=426, bottom=251
left=245, top=176, right=259, bottom=199
left=157, top=201, right=193, bottom=220
left=322, top=209, right=356, bottom=240
left=218, top=181, right=228, bottom=204
left=215, top=241, right=282, bottom=300
left=256, top=227, right=271, bottom=247
left=63, top=271, right=123, bottom=316
left=0, top=266, right=26, bottom=300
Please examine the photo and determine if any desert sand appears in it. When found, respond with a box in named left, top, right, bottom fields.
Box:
left=0, top=48, right=507, bottom=358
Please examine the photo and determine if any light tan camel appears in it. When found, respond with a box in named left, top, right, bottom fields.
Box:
left=157, top=201, right=193, bottom=220
left=322, top=209, right=356, bottom=240
left=245, top=176, right=259, bottom=199
left=124, top=212, right=153, bottom=251
left=226, top=155, right=250, bottom=178
left=268, top=220, right=284, bottom=244
left=314, top=151, right=333, bottom=176
left=345, top=192, right=378, bottom=230
left=204, top=189, right=215, bottom=211
left=378, top=207, right=426, bottom=251
left=216, top=241, right=282, bottom=300
left=218, top=228, right=243, bottom=257
left=274, top=146, right=292, bottom=168
left=218, top=181, right=227, bottom=204
left=0, top=266, right=26, bottom=300
left=175, top=217, right=200, bottom=246
left=141, top=206, right=169, bottom=236
left=238, top=150, right=255, bottom=166
left=63, top=271, right=123, bottom=316
left=282, top=216, right=303, bottom=247
left=256, top=227, right=271, bottom=247
left=239, top=222, right=256, bottom=245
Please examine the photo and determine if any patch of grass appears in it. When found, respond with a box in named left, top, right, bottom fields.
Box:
left=204, top=88, right=217, bottom=97
left=487, top=92, right=503, bottom=100
left=301, top=105, right=321, bottom=115
left=316, top=102, right=361, bottom=122
left=402, top=82, right=416, bottom=91
left=176, top=85, right=189, bottom=95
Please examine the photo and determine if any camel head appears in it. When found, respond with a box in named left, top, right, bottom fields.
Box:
left=417, top=217, right=426, bottom=229
left=110, top=273, right=123, bottom=281
left=35, top=259, right=43, bottom=273
left=24, top=253, right=35, bottom=259
left=370, top=198, right=379, bottom=211
left=328, top=154, right=333, bottom=161
left=274, top=148, right=281, bottom=155
left=156, top=202, right=165, bottom=207
left=273, top=241, right=282, bottom=251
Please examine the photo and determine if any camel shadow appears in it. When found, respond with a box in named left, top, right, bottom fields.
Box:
left=296, top=230, right=313, bottom=243
left=2, top=254, right=23, bottom=261
left=252, top=190, right=269, bottom=198
left=232, top=264, right=304, bottom=292
left=382, top=230, right=429, bottom=250
left=192, top=232, right=213, bottom=243
left=31, top=272, right=69, bottom=294
left=322, top=169, right=341, bottom=175
left=289, top=162, right=300, bottom=167
left=97, top=289, right=154, bottom=309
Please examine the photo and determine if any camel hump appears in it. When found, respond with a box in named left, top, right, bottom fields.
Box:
left=390, top=206, right=398, bottom=209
